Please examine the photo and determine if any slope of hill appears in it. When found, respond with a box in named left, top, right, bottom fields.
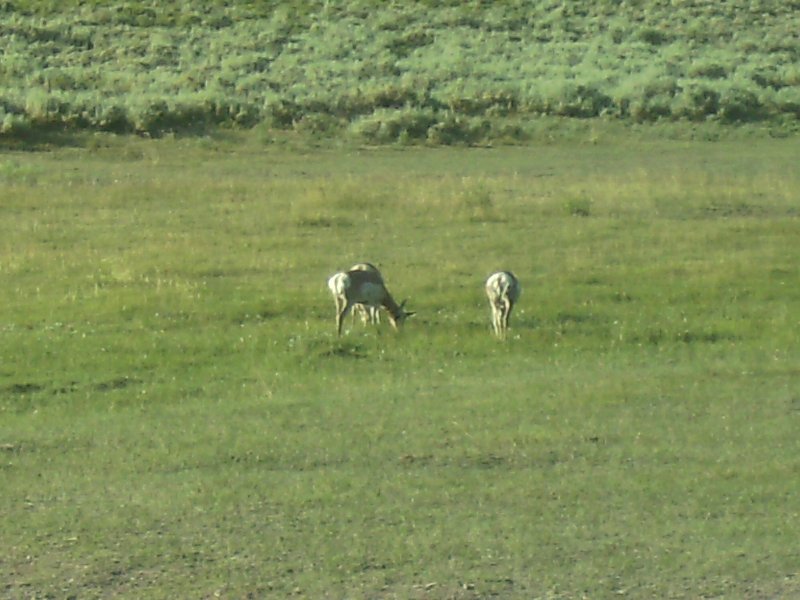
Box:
left=1, top=0, right=799, bottom=142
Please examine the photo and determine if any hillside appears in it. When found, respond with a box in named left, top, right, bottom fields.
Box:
left=2, top=0, right=799, bottom=142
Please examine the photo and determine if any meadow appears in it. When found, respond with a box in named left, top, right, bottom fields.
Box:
left=1, top=129, right=799, bottom=598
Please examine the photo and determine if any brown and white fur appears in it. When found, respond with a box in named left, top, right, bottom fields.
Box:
left=328, top=268, right=414, bottom=335
left=485, top=271, right=521, bottom=338
left=348, top=262, right=383, bottom=325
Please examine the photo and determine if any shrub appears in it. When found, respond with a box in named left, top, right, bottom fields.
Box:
left=349, top=108, right=438, bottom=143
left=490, top=119, right=530, bottom=143
left=96, top=103, right=133, bottom=133
left=613, top=74, right=680, bottom=121
left=781, top=65, right=800, bottom=87
left=629, top=96, right=674, bottom=122
left=262, top=96, right=300, bottom=129
left=24, top=90, right=67, bottom=127
left=687, top=62, right=729, bottom=80
left=124, top=96, right=238, bottom=135
left=439, top=88, right=519, bottom=117
left=638, top=28, right=671, bottom=45
left=717, top=87, right=764, bottom=122
left=357, top=83, right=426, bottom=113
left=673, top=83, right=721, bottom=120
left=773, top=87, right=800, bottom=118
left=550, top=83, right=613, bottom=118
left=426, top=115, right=490, bottom=145
left=128, top=99, right=171, bottom=135
left=1, top=112, right=32, bottom=137
left=292, top=113, right=345, bottom=136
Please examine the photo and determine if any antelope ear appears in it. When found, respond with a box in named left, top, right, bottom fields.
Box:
left=405, top=311, right=416, bottom=318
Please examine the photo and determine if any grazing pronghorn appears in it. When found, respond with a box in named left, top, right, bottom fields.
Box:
left=348, top=262, right=382, bottom=278
left=485, top=271, right=521, bottom=338
left=348, top=262, right=383, bottom=325
left=328, top=268, right=414, bottom=335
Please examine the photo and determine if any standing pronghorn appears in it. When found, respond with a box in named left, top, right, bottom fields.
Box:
left=328, top=267, right=414, bottom=335
left=348, top=262, right=383, bottom=325
left=485, top=271, right=521, bottom=338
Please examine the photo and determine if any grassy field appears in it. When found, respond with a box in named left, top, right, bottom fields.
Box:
left=1, top=130, right=800, bottom=598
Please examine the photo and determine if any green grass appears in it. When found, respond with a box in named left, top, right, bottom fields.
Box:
left=1, top=132, right=800, bottom=598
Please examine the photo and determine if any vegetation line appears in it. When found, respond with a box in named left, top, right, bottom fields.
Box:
left=1, top=1, right=799, bottom=143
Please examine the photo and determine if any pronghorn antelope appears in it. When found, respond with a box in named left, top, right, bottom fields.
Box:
left=328, top=268, right=414, bottom=335
left=485, top=271, right=521, bottom=338
left=348, top=262, right=383, bottom=325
